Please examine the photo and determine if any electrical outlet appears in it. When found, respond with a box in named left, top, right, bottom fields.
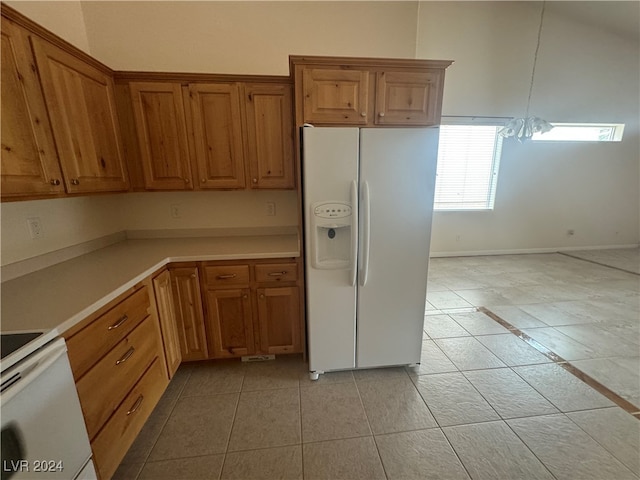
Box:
left=266, top=202, right=276, bottom=216
left=170, top=204, right=182, bottom=219
left=27, top=217, right=43, bottom=239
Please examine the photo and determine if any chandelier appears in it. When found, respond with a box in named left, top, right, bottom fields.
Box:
left=499, top=1, right=553, bottom=142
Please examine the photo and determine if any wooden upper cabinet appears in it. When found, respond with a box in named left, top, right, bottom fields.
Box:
left=293, top=57, right=453, bottom=127
left=189, top=83, right=246, bottom=189
left=1, top=18, right=63, bottom=198
left=302, top=68, right=369, bottom=125
left=30, top=36, right=128, bottom=194
left=375, top=70, right=444, bottom=126
left=129, top=82, right=193, bottom=190
left=243, top=83, right=294, bottom=189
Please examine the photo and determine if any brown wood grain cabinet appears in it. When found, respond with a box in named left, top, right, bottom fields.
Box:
left=0, top=17, right=64, bottom=198
left=129, top=82, right=193, bottom=190
left=206, top=287, right=256, bottom=358
left=301, top=68, right=370, bottom=125
left=170, top=266, right=209, bottom=361
left=374, top=70, right=444, bottom=126
left=152, top=270, right=182, bottom=378
left=202, top=259, right=303, bottom=359
left=30, top=36, right=129, bottom=194
left=293, top=56, right=452, bottom=127
left=63, top=285, right=168, bottom=480
left=243, top=83, right=295, bottom=188
left=257, top=286, right=301, bottom=355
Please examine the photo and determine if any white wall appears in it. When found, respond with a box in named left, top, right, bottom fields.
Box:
left=81, top=1, right=419, bottom=74
left=118, top=190, right=298, bottom=232
left=2, top=1, right=637, bottom=266
left=417, top=1, right=640, bottom=254
left=1, top=1, right=418, bottom=266
left=1, top=196, right=123, bottom=265
left=5, top=0, right=90, bottom=52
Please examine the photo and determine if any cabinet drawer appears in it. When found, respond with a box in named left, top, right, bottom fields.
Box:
left=204, top=265, right=250, bottom=287
left=76, top=315, right=159, bottom=439
left=67, top=287, right=150, bottom=380
left=91, top=357, right=167, bottom=480
left=254, top=263, right=298, bottom=283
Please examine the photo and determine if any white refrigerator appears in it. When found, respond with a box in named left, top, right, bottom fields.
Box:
left=303, top=127, right=439, bottom=379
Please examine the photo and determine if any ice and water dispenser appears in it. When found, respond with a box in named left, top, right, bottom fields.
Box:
left=310, top=202, right=353, bottom=269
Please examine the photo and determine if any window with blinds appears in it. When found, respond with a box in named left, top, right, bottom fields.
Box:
left=434, top=124, right=503, bottom=211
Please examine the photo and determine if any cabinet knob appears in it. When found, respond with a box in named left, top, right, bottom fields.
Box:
left=360, top=112, right=367, bottom=117
left=379, top=112, right=385, bottom=117
left=190, top=273, right=196, bottom=278
left=243, top=294, right=248, bottom=299
left=252, top=178, right=258, bottom=183
left=260, top=294, right=265, bottom=299
left=50, top=179, right=61, bottom=186
left=71, top=178, right=80, bottom=185
left=184, top=178, right=190, bottom=184
left=201, top=178, right=207, bottom=183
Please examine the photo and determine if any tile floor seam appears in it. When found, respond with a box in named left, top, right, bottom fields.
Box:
left=559, top=251, right=640, bottom=276
left=480, top=306, right=640, bottom=418
left=218, top=375, right=243, bottom=478
left=502, top=416, right=562, bottom=480
left=434, top=427, right=475, bottom=480
left=134, top=368, right=194, bottom=474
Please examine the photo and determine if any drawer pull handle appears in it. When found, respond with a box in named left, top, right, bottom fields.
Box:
left=115, top=347, right=135, bottom=365
left=268, top=271, right=287, bottom=277
left=216, top=274, right=237, bottom=280
left=108, top=314, right=128, bottom=330
left=127, top=395, right=144, bottom=416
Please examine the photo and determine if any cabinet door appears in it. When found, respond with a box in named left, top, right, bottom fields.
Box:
left=375, top=70, right=443, bottom=126
left=243, top=83, right=294, bottom=189
left=30, top=37, right=128, bottom=193
left=256, top=286, right=301, bottom=355
left=1, top=18, right=63, bottom=198
left=189, top=83, right=246, bottom=189
left=129, top=82, right=193, bottom=190
left=153, top=270, right=182, bottom=378
left=302, top=68, right=369, bottom=125
left=205, top=288, right=254, bottom=358
left=170, top=267, right=208, bottom=361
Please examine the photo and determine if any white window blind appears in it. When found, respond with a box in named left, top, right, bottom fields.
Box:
left=434, top=124, right=503, bottom=211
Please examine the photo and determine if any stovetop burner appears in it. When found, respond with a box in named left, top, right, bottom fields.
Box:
left=1, top=332, right=44, bottom=360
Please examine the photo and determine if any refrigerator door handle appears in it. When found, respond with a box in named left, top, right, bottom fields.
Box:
left=350, top=180, right=358, bottom=286
left=360, top=181, right=371, bottom=287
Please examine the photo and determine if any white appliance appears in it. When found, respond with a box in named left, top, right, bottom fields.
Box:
left=303, top=127, right=439, bottom=379
left=1, top=337, right=96, bottom=480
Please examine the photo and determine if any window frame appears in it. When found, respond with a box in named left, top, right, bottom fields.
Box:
left=531, top=122, right=625, bottom=142
left=433, top=117, right=506, bottom=212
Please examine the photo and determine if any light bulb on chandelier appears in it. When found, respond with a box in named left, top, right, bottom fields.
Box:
left=499, top=1, right=553, bottom=142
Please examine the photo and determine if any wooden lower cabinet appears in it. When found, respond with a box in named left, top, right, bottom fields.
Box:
left=64, top=285, right=168, bottom=480
left=151, top=270, right=182, bottom=378
left=202, top=259, right=303, bottom=359
left=170, top=267, right=209, bottom=361
left=91, top=358, right=167, bottom=480
left=205, top=288, right=255, bottom=358
left=257, top=286, right=301, bottom=355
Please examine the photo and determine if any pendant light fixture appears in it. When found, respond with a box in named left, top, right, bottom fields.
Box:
left=499, top=1, right=553, bottom=142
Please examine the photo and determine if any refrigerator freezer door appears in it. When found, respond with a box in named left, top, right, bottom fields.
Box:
left=356, top=128, right=439, bottom=368
left=303, top=127, right=359, bottom=372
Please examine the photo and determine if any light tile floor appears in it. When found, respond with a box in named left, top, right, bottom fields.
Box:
left=114, top=250, right=639, bottom=479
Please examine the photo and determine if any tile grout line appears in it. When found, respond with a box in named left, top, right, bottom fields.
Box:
left=558, top=251, right=640, bottom=276
left=478, top=307, right=640, bottom=420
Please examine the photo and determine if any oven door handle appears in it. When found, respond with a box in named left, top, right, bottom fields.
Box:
left=0, top=342, right=66, bottom=404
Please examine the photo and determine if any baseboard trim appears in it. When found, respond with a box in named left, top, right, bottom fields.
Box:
left=430, top=244, right=639, bottom=258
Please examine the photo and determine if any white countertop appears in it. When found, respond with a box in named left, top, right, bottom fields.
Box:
left=1, top=234, right=299, bottom=339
